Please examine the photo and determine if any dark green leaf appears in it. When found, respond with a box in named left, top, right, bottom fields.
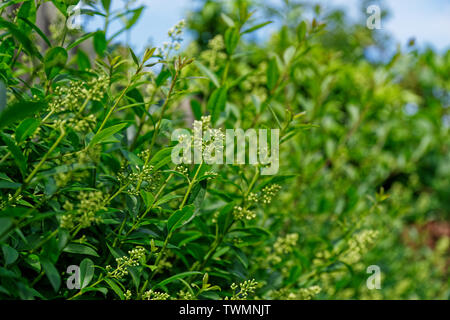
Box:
left=63, top=244, right=99, bottom=257
left=44, top=47, right=68, bottom=79
left=40, top=257, right=61, bottom=292
left=1, top=133, right=27, bottom=178
left=93, top=31, right=107, bottom=56
left=2, top=244, right=19, bottom=265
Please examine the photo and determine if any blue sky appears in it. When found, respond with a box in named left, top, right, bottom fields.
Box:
left=83, top=0, right=450, bottom=54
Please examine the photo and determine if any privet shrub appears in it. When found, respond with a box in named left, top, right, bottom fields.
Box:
left=0, top=0, right=448, bottom=300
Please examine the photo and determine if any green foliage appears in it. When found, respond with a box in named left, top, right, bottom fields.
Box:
left=0, top=0, right=448, bottom=300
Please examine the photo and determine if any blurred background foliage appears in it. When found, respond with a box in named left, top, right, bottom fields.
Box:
left=0, top=0, right=448, bottom=300
left=185, top=0, right=450, bottom=299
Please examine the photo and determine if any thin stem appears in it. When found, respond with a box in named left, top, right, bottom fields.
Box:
left=125, top=173, right=174, bottom=237
left=13, top=126, right=66, bottom=199
left=96, top=82, right=132, bottom=134
left=136, top=68, right=179, bottom=191
left=141, top=163, right=202, bottom=293
left=68, top=278, right=104, bottom=300
left=130, top=90, right=157, bottom=150
left=179, top=162, right=203, bottom=209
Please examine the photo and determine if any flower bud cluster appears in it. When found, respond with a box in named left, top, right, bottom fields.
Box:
left=142, top=290, right=170, bottom=300
left=160, top=19, right=186, bottom=56
left=341, top=230, right=379, bottom=264
left=229, top=279, right=258, bottom=300
left=106, top=246, right=146, bottom=279
left=60, top=191, right=107, bottom=229
left=118, top=164, right=160, bottom=195
left=233, top=205, right=256, bottom=221
left=261, top=184, right=281, bottom=204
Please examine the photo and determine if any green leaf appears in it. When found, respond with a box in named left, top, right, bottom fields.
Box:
left=155, top=68, right=171, bottom=87
left=155, top=194, right=182, bottom=207
left=67, top=32, right=96, bottom=50
left=220, top=13, right=235, bottom=27
left=194, top=61, right=220, bottom=88
left=149, top=147, right=174, bottom=166
left=44, top=47, right=68, bottom=79
left=224, top=27, right=240, bottom=55
left=217, top=202, right=236, bottom=235
left=153, top=271, right=202, bottom=289
left=129, top=48, right=140, bottom=67
left=297, top=21, right=307, bottom=42
left=267, top=56, right=279, bottom=91
left=140, top=190, right=154, bottom=208
left=104, top=278, right=124, bottom=299
left=167, top=204, right=195, bottom=232
left=125, top=7, right=144, bottom=29
left=93, top=31, right=107, bottom=56
left=101, top=0, right=111, bottom=13
left=0, top=81, right=5, bottom=111
left=0, top=181, right=21, bottom=189
left=283, top=46, right=296, bottom=65
left=0, top=218, right=12, bottom=236
left=79, top=258, right=94, bottom=289
left=1, top=133, right=27, bottom=178
left=207, top=86, right=228, bottom=124
left=0, top=100, right=45, bottom=130
left=63, top=244, right=100, bottom=257
left=77, top=49, right=91, bottom=70
left=18, top=17, right=51, bottom=47
left=2, top=245, right=19, bottom=265
left=89, top=123, right=128, bottom=147
left=242, top=21, right=272, bottom=34
left=50, top=0, right=78, bottom=16
left=15, top=118, right=40, bottom=143
left=51, top=0, right=69, bottom=16
left=190, top=99, right=202, bottom=120
left=40, top=257, right=61, bottom=292
left=0, top=17, right=42, bottom=60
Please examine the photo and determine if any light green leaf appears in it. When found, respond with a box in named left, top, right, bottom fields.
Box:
left=154, top=271, right=202, bottom=289
left=89, top=123, right=127, bottom=147
left=242, top=21, right=272, bottom=34
left=220, top=13, right=235, bottom=27
left=267, top=56, right=279, bottom=91
left=140, top=190, right=154, bottom=208
left=167, top=204, right=195, bottom=232
left=63, top=244, right=100, bottom=257
left=224, top=27, right=240, bottom=55
left=15, top=118, right=40, bottom=143
left=194, top=61, right=220, bottom=88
